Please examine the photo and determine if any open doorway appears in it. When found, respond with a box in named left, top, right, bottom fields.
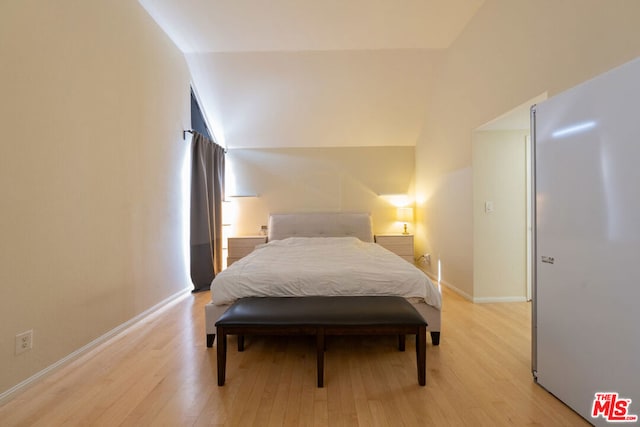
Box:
left=472, top=93, right=546, bottom=302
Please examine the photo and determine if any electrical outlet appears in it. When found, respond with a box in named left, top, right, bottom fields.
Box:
left=15, top=330, right=33, bottom=355
left=417, top=254, right=432, bottom=265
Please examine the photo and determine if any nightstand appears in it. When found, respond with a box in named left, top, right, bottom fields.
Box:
left=375, top=234, right=414, bottom=263
left=227, top=236, right=267, bottom=266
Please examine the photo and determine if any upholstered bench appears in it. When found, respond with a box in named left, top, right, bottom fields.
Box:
left=214, top=295, right=428, bottom=387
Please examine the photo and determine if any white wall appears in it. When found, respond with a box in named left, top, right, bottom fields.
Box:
left=414, top=0, right=640, bottom=298
left=0, top=0, right=191, bottom=394
left=226, top=147, right=415, bottom=237
left=186, top=49, right=442, bottom=149
left=473, top=130, right=528, bottom=301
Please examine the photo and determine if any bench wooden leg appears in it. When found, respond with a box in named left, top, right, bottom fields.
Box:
left=206, top=333, right=215, bottom=348
left=430, top=331, right=440, bottom=346
left=217, top=327, right=227, bottom=386
left=398, top=334, right=406, bottom=351
left=417, top=326, right=426, bottom=386
left=316, top=328, right=325, bottom=388
left=237, top=335, right=245, bottom=351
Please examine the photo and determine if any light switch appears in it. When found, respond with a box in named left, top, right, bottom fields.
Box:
left=485, top=201, right=494, bottom=213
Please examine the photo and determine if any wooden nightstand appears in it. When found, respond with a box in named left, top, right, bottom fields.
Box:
left=227, top=236, right=267, bottom=266
left=375, top=234, right=414, bottom=263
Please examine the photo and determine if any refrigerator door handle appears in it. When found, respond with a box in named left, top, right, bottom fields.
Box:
left=530, top=104, right=538, bottom=380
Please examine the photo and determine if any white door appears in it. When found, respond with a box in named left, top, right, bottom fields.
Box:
left=534, top=57, right=640, bottom=426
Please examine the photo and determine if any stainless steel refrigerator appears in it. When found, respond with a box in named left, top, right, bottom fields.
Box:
left=532, top=57, right=640, bottom=426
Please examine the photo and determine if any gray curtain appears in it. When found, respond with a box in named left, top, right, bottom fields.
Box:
left=190, top=132, right=225, bottom=292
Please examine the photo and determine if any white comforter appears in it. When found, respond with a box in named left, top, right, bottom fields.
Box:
left=211, top=237, right=442, bottom=309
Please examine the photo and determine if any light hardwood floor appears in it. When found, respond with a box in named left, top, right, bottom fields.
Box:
left=0, top=287, right=588, bottom=426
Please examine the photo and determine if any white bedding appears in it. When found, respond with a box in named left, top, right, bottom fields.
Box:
left=211, top=237, right=442, bottom=309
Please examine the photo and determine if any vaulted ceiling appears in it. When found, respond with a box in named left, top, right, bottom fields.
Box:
left=139, top=0, right=484, bottom=148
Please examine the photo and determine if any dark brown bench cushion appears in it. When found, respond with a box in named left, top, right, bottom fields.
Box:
left=215, top=295, right=428, bottom=327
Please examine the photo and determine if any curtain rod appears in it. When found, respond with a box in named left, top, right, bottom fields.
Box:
left=183, top=129, right=228, bottom=153
left=183, top=129, right=195, bottom=140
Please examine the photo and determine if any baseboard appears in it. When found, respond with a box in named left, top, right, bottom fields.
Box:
left=439, top=280, right=474, bottom=301
left=473, top=296, right=528, bottom=303
left=0, top=287, right=191, bottom=405
left=416, top=266, right=474, bottom=302
left=415, top=265, right=528, bottom=304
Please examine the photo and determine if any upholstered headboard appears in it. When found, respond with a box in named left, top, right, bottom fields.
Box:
left=267, top=212, right=373, bottom=242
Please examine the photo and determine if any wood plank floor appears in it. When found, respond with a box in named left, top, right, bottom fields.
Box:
left=0, top=287, right=589, bottom=426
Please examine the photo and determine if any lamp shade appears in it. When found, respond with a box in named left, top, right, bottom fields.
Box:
left=397, top=207, right=414, bottom=222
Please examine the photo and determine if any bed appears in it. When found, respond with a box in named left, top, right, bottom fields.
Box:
left=204, top=212, right=442, bottom=346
